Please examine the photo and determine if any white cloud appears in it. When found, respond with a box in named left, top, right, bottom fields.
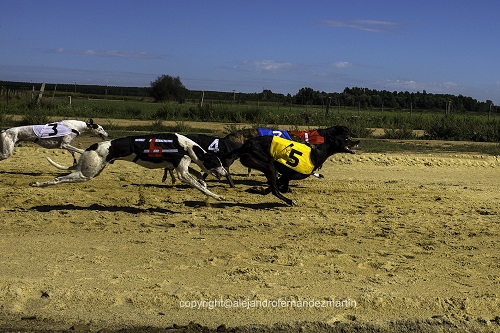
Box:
left=322, top=19, right=401, bottom=33
left=0, top=64, right=153, bottom=86
left=252, top=60, right=293, bottom=72
left=381, top=79, right=459, bottom=94
left=334, top=61, right=352, bottom=68
left=227, top=60, right=295, bottom=73
left=47, top=48, right=166, bottom=59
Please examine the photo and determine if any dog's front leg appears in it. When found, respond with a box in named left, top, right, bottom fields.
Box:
left=263, top=163, right=294, bottom=206
left=225, top=168, right=236, bottom=187
left=176, top=158, right=224, bottom=201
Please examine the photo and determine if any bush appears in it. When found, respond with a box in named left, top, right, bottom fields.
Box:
left=18, top=102, right=50, bottom=125
left=424, top=116, right=463, bottom=140
left=151, top=104, right=184, bottom=120
left=382, top=128, right=418, bottom=140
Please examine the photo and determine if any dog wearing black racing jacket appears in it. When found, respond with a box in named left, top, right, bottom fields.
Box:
left=33, top=133, right=228, bottom=201
left=162, top=133, right=242, bottom=187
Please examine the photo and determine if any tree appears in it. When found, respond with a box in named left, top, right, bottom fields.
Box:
left=150, top=75, right=187, bottom=102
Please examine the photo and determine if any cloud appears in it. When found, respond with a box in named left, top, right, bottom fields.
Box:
left=47, top=48, right=167, bottom=59
left=322, top=19, right=401, bottom=33
left=252, top=60, right=294, bottom=72
left=226, top=60, right=295, bottom=73
left=0, top=64, right=153, bottom=86
left=334, top=61, right=352, bottom=68
left=381, top=79, right=459, bottom=93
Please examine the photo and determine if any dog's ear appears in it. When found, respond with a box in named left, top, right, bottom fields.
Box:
left=323, top=126, right=350, bottom=142
left=201, top=152, right=223, bottom=170
left=334, top=125, right=350, bottom=136
left=192, top=145, right=206, bottom=160
left=86, top=118, right=100, bottom=130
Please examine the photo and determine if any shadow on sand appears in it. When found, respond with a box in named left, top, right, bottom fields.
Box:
left=30, top=203, right=177, bottom=215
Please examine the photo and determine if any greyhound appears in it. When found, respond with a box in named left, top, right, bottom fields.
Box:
left=1, top=119, right=108, bottom=165
left=223, top=126, right=344, bottom=178
left=34, top=133, right=227, bottom=201
left=162, top=133, right=241, bottom=187
left=224, top=126, right=359, bottom=206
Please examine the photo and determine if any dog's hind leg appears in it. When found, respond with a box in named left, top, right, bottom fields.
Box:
left=62, top=143, right=85, bottom=155
left=62, top=143, right=85, bottom=165
left=32, top=149, right=107, bottom=187
left=0, top=131, right=15, bottom=160
left=30, top=171, right=92, bottom=187
left=162, top=167, right=176, bottom=184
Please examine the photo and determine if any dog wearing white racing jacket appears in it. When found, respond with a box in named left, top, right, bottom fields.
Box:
left=33, top=133, right=227, bottom=201
left=0, top=119, right=108, bottom=165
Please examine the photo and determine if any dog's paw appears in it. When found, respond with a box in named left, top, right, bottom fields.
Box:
left=29, top=182, right=40, bottom=187
left=206, top=195, right=224, bottom=204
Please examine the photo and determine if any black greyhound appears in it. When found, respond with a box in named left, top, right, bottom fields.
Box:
left=223, top=126, right=343, bottom=177
left=162, top=134, right=242, bottom=187
left=224, top=126, right=359, bottom=206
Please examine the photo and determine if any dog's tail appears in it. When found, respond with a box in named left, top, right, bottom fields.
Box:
left=45, top=156, right=77, bottom=170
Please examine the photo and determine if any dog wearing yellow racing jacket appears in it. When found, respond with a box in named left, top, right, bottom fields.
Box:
left=269, top=136, right=314, bottom=175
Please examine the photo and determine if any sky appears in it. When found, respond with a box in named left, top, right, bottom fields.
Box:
left=1, top=0, right=499, bottom=103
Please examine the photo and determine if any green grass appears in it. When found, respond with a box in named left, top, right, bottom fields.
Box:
left=1, top=95, right=499, bottom=144
left=359, top=138, right=500, bottom=155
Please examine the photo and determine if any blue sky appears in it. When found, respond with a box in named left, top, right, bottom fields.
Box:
left=1, top=0, right=499, bottom=102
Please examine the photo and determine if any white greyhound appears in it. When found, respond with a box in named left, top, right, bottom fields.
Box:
left=32, top=133, right=227, bottom=201
left=0, top=119, right=108, bottom=165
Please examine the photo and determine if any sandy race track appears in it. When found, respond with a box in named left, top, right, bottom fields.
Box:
left=0, top=126, right=499, bottom=332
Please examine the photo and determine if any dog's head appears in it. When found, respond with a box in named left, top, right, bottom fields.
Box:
left=86, top=118, right=109, bottom=139
left=201, top=152, right=228, bottom=179
left=323, top=126, right=359, bottom=154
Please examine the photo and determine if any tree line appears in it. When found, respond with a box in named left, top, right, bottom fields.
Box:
left=148, top=75, right=498, bottom=114
left=1, top=76, right=497, bottom=113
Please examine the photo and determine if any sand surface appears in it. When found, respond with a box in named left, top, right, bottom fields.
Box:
left=0, top=123, right=499, bottom=332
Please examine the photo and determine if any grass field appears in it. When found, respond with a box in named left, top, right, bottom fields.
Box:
left=1, top=94, right=500, bottom=144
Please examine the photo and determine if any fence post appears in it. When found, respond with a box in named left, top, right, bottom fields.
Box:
left=37, top=83, right=46, bottom=104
